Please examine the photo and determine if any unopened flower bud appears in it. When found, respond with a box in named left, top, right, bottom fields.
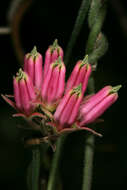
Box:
left=54, top=84, right=83, bottom=129
left=24, top=46, right=43, bottom=90
left=79, top=85, right=121, bottom=125
left=41, top=57, right=65, bottom=111
left=44, top=39, right=63, bottom=78
left=14, top=69, right=36, bottom=115
left=65, top=55, right=91, bottom=94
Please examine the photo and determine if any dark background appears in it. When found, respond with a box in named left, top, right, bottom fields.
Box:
left=0, top=0, right=127, bottom=190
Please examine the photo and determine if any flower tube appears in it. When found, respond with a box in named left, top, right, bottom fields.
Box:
left=79, top=85, right=121, bottom=125
left=65, top=55, right=91, bottom=94
left=44, top=39, right=63, bottom=78
left=14, top=69, right=36, bottom=115
left=41, top=57, right=65, bottom=111
left=54, top=84, right=83, bottom=129
left=24, top=46, right=43, bottom=90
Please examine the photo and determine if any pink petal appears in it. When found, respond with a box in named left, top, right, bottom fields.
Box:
left=82, top=64, right=92, bottom=94
left=25, top=74, right=36, bottom=100
left=80, top=93, right=118, bottom=125
left=41, top=64, right=52, bottom=101
left=74, top=64, right=87, bottom=87
left=26, top=56, right=35, bottom=84
left=80, top=86, right=112, bottom=116
left=51, top=49, right=58, bottom=62
left=68, top=94, right=83, bottom=125
left=44, top=48, right=51, bottom=78
left=65, top=61, right=81, bottom=93
left=59, top=94, right=77, bottom=126
left=47, top=66, right=59, bottom=103
left=54, top=91, right=71, bottom=121
left=56, top=64, right=66, bottom=99
left=35, top=53, right=43, bottom=89
left=13, top=78, right=22, bottom=110
left=19, top=79, right=31, bottom=115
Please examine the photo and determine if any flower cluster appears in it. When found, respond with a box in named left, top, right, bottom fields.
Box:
left=2, top=40, right=121, bottom=136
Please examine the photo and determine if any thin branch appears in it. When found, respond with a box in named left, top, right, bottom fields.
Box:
left=47, top=135, right=66, bottom=190
left=65, top=0, right=91, bottom=65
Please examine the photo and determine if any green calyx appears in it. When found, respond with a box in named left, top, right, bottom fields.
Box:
left=110, top=85, right=122, bottom=94
left=16, top=68, right=27, bottom=81
left=53, top=39, right=58, bottom=48
left=51, top=56, right=63, bottom=69
left=50, top=39, right=60, bottom=53
left=29, top=46, right=38, bottom=59
left=79, top=55, right=89, bottom=68
left=71, top=84, right=82, bottom=96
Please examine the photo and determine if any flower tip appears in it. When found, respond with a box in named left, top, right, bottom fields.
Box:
left=79, top=55, right=89, bottom=68
left=16, top=68, right=27, bottom=81
left=18, top=68, right=23, bottom=73
left=53, top=39, right=58, bottom=47
left=82, top=54, right=88, bottom=64
left=30, top=46, right=38, bottom=57
left=110, top=85, right=122, bottom=93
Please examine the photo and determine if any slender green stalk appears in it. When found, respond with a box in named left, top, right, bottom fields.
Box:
left=65, top=0, right=91, bottom=65
left=82, top=77, right=95, bottom=190
left=27, top=146, right=40, bottom=190
left=82, top=134, right=95, bottom=190
left=82, top=1, right=108, bottom=190
left=86, top=1, right=107, bottom=54
left=47, top=135, right=66, bottom=190
left=32, top=146, right=40, bottom=190
left=88, top=33, right=108, bottom=64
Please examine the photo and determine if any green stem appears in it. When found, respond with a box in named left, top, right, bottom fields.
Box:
left=82, top=77, right=95, bottom=190
left=88, top=33, right=108, bottom=63
left=27, top=146, right=40, bottom=190
left=32, top=146, right=40, bottom=190
left=86, top=1, right=107, bottom=54
left=82, top=1, right=107, bottom=189
left=47, top=135, right=66, bottom=190
left=82, top=134, right=95, bottom=190
left=65, top=0, right=91, bottom=65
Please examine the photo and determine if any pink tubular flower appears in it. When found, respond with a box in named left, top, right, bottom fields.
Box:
left=79, top=85, right=121, bottom=126
left=44, top=39, right=63, bottom=79
left=41, top=57, right=65, bottom=111
left=2, top=69, right=38, bottom=118
left=13, top=69, right=36, bottom=116
left=24, top=46, right=43, bottom=90
left=54, top=84, right=83, bottom=130
left=65, top=55, right=92, bottom=94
